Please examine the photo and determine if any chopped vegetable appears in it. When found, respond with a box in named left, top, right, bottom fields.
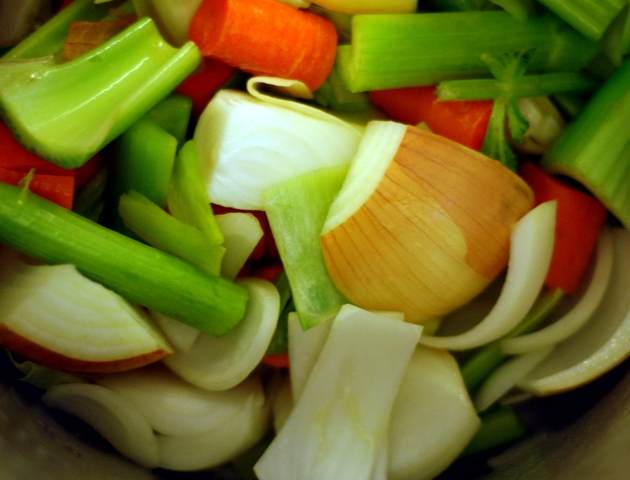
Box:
left=519, top=162, right=608, bottom=294
left=368, top=85, right=493, bottom=150
left=189, top=0, right=338, bottom=92
left=0, top=167, right=74, bottom=209
left=336, top=11, right=600, bottom=92
left=0, top=17, right=201, bottom=168
left=0, top=183, right=249, bottom=337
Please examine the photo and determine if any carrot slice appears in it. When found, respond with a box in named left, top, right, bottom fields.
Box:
left=176, top=58, right=237, bottom=119
left=189, top=0, right=338, bottom=92
left=519, top=162, right=608, bottom=294
left=262, top=352, right=289, bottom=369
left=0, top=167, right=75, bottom=209
left=369, top=86, right=493, bottom=151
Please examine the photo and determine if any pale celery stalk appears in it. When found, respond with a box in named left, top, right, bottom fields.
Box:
left=336, top=11, right=600, bottom=92
left=167, top=141, right=224, bottom=245
left=118, top=190, right=225, bottom=277
left=263, top=166, right=349, bottom=330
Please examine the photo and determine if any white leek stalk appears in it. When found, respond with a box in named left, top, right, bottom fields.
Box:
left=516, top=96, right=566, bottom=155
left=254, top=305, right=422, bottom=480
left=420, top=201, right=556, bottom=350
left=194, top=90, right=362, bottom=210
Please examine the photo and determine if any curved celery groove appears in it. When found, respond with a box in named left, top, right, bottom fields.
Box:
left=0, top=17, right=201, bottom=169
left=0, top=183, right=248, bottom=337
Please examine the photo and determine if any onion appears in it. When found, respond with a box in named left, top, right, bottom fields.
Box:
left=321, top=121, right=535, bottom=324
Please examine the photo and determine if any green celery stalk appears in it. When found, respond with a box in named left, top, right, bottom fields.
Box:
left=461, top=405, right=528, bottom=456
left=264, top=166, right=349, bottom=330
left=489, top=0, right=534, bottom=20
left=118, top=190, right=225, bottom=277
left=112, top=116, right=178, bottom=210
left=314, top=66, right=373, bottom=112
left=436, top=72, right=599, bottom=101
left=427, top=0, right=494, bottom=10
left=536, top=0, right=627, bottom=41
left=1, top=0, right=130, bottom=60
left=145, top=93, right=193, bottom=148
left=0, top=18, right=201, bottom=168
left=541, top=56, right=630, bottom=230
left=0, top=183, right=248, bottom=337
left=336, top=11, right=600, bottom=92
left=167, top=141, right=224, bottom=245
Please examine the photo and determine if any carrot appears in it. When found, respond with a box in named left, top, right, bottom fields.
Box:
left=0, top=167, right=75, bottom=209
left=368, top=86, right=493, bottom=151
left=176, top=58, right=237, bottom=119
left=251, top=263, right=284, bottom=283
left=188, top=0, right=338, bottom=92
left=0, top=122, right=74, bottom=176
left=262, top=352, right=290, bottom=369
left=519, top=162, right=608, bottom=294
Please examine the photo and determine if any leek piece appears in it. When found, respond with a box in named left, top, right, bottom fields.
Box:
left=436, top=72, right=599, bottom=101
left=263, top=165, right=349, bottom=330
left=167, top=140, right=224, bottom=245
left=254, top=305, right=422, bottom=480
left=6, top=350, right=87, bottom=390
left=118, top=190, right=225, bottom=277
left=1, top=0, right=128, bottom=60
left=489, top=0, right=534, bottom=20
left=336, top=11, right=600, bottom=92
left=461, top=406, right=527, bottom=456
left=535, top=0, right=626, bottom=41
left=460, top=288, right=564, bottom=391
left=0, top=18, right=201, bottom=168
left=541, top=56, right=630, bottom=230
left=602, top=3, right=630, bottom=67
left=0, top=183, right=248, bottom=337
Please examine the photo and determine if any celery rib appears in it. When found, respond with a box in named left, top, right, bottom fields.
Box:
left=336, top=11, right=600, bottom=92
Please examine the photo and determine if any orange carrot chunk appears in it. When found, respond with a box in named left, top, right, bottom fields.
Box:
left=189, top=0, right=338, bottom=92
left=519, top=162, right=608, bottom=294
left=369, top=86, right=493, bottom=151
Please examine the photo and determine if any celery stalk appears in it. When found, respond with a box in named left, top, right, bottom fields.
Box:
left=461, top=406, right=527, bottom=456
left=0, top=18, right=201, bottom=168
left=336, top=11, right=600, bottom=92
left=1, top=0, right=130, bottom=60
left=437, top=72, right=599, bottom=101
left=541, top=56, right=630, bottom=230
left=119, top=190, right=225, bottom=277
left=145, top=93, right=193, bottom=148
left=0, top=183, right=248, bottom=337
left=536, top=0, right=626, bottom=41
left=167, top=141, right=224, bottom=245
left=264, top=166, right=348, bottom=330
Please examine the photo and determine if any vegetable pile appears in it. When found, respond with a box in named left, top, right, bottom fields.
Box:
left=1, top=0, right=630, bottom=478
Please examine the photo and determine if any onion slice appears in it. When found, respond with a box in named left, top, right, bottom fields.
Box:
left=518, top=228, right=630, bottom=395
left=163, top=277, right=281, bottom=390
left=420, top=201, right=556, bottom=350
left=501, top=227, right=614, bottom=355
left=41, top=383, right=160, bottom=468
